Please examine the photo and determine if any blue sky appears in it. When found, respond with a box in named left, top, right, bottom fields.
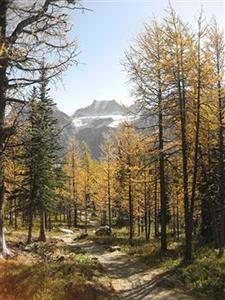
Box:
left=51, top=0, right=224, bottom=115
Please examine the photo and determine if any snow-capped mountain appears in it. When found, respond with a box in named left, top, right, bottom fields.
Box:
left=68, top=99, right=140, bottom=158
left=72, top=99, right=138, bottom=130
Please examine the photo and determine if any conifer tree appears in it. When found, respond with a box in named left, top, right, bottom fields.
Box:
left=15, top=67, right=60, bottom=243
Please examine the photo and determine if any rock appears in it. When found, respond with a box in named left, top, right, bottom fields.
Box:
left=109, top=246, right=121, bottom=252
left=95, top=226, right=111, bottom=236
left=59, top=228, right=74, bottom=234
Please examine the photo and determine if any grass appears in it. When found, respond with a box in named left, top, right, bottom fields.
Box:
left=0, top=229, right=113, bottom=300
left=0, top=259, right=110, bottom=300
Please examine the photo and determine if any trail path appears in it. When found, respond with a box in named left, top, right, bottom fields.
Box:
left=64, top=236, right=194, bottom=300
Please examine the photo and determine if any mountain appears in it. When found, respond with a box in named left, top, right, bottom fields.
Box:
left=72, top=99, right=138, bottom=131
left=71, top=100, right=129, bottom=158
left=73, top=99, right=125, bottom=117
left=75, top=126, right=114, bottom=159
left=62, top=99, right=141, bottom=159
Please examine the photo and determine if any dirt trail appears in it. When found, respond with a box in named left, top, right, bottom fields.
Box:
left=66, top=238, right=193, bottom=300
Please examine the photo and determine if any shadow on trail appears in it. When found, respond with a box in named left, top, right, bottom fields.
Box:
left=69, top=239, right=193, bottom=300
left=118, top=271, right=181, bottom=300
left=71, top=240, right=151, bottom=278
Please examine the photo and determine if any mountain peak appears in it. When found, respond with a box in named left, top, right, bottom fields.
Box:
left=73, top=99, right=124, bottom=117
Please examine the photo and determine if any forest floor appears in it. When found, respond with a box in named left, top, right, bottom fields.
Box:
left=0, top=225, right=205, bottom=300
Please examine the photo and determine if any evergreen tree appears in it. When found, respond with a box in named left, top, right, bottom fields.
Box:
left=15, top=67, right=60, bottom=243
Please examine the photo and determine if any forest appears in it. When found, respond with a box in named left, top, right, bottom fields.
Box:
left=0, top=1, right=225, bottom=300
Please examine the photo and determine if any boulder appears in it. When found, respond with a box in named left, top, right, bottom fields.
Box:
left=59, top=228, right=74, bottom=234
left=109, top=246, right=121, bottom=252
left=95, top=225, right=111, bottom=236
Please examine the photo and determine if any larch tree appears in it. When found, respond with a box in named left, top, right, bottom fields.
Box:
left=158, top=8, right=216, bottom=261
left=115, top=124, right=144, bottom=244
left=124, top=20, right=171, bottom=251
left=164, top=8, right=196, bottom=262
left=64, top=138, right=81, bottom=227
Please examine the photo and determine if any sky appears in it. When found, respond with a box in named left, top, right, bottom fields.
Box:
left=50, top=0, right=225, bottom=115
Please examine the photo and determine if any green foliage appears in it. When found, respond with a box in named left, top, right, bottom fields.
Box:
left=176, top=248, right=225, bottom=299
left=11, top=68, right=63, bottom=241
left=75, top=254, right=99, bottom=269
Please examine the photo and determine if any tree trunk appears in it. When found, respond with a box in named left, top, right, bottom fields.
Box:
left=72, top=152, right=78, bottom=227
left=102, top=210, right=106, bottom=226
left=67, top=201, right=71, bottom=228
left=8, top=199, right=13, bottom=226
left=177, top=63, right=192, bottom=262
left=39, top=210, right=46, bottom=242
left=158, top=90, right=167, bottom=252
left=27, top=212, right=33, bottom=244
left=154, top=176, right=159, bottom=238
left=74, top=201, right=78, bottom=227
left=48, top=214, right=52, bottom=232
left=189, top=20, right=202, bottom=257
left=14, top=199, right=18, bottom=230
left=0, top=0, right=9, bottom=258
left=84, top=194, right=88, bottom=234
left=108, top=174, right=112, bottom=233
left=128, top=172, right=133, bottom=244
left=144, top=180, right=150, bottom=241
left=45, top=212, right=48, bottom=231
left=217, top=78, right=225, bottom=255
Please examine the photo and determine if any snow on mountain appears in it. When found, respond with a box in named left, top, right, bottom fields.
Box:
left=72, top=100, right=139, bottom=130
left=73, top=114, right=137, bottom=128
